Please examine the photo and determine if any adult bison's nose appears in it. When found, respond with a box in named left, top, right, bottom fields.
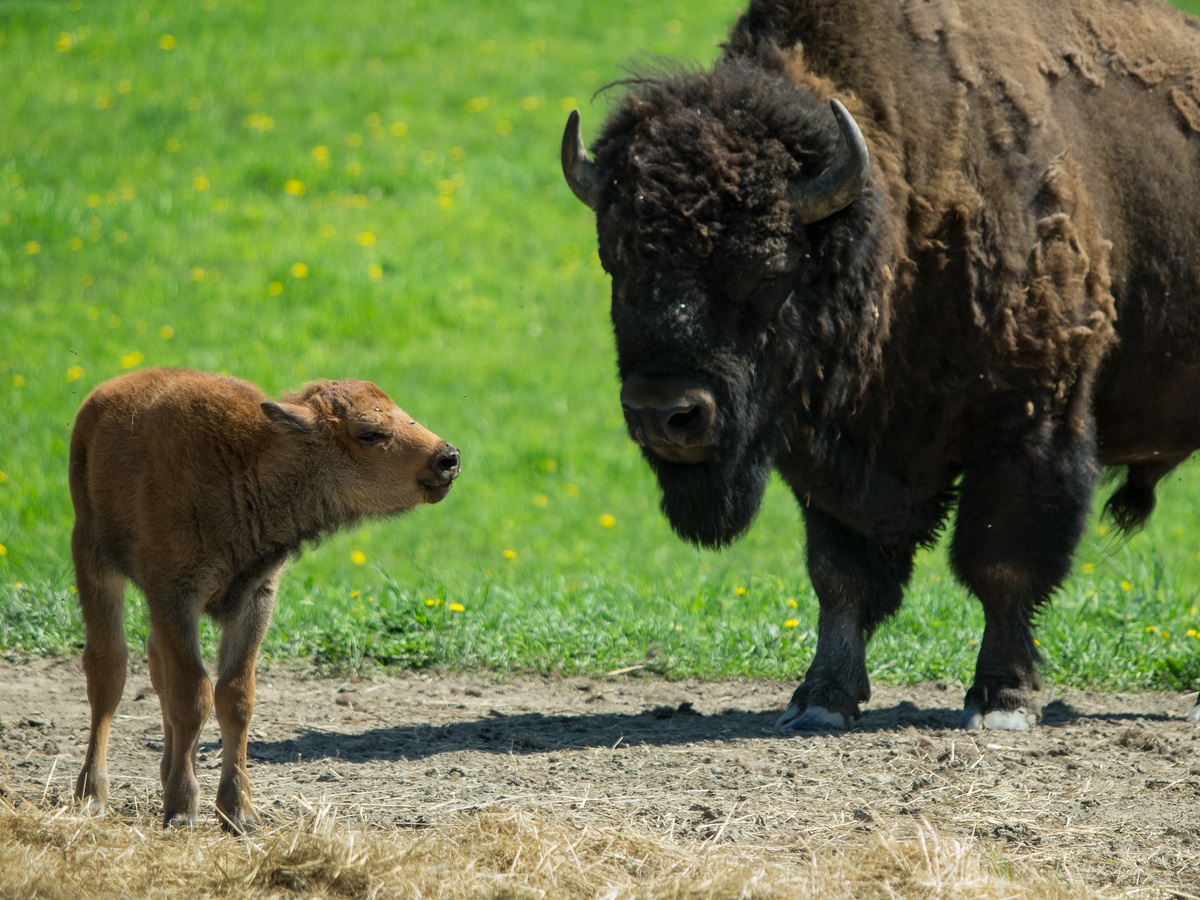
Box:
left=620, top=375, right=717, bottom=464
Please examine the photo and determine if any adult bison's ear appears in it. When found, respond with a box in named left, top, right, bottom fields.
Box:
left=790, top=99, right=870, bottom=226
left=261, top=401, right=319, bottom=435
left=562, top=109, right=602, bottom=210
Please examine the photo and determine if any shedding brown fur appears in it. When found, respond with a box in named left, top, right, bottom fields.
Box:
left=69, top=368, right=460, bottom=832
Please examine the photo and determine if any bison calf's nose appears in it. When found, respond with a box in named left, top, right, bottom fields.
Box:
left=423, top=443, right=461, bottom=502
left=621, top=375, right=718, bottom=464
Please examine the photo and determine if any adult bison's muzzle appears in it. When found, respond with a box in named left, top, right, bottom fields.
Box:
left=620, top=374, right=718, bottom=464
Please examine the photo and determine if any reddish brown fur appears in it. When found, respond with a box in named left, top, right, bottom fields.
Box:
left=70, top=368, right=460, bottom=831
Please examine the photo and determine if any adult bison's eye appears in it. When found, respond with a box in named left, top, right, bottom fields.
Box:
left=749, top=275, right=795, bottom=319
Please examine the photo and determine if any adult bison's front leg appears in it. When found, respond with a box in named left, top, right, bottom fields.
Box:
left=777, top=507, right=916, bottom=731
left=950, top=409, right=1097, bottom=730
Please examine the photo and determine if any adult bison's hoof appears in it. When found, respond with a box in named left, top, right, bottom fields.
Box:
left=776, top=680, right=861, bottom=732
left=958, top=705, right=1037, bottom=731
left=776, top=704, right=852, bottom=731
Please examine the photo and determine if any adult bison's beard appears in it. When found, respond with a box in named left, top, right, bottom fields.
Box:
left=646, top=430, right=776, bottom=548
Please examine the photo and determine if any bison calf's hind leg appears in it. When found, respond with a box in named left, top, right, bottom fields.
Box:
left=212, top=572, right=280, bottom=834
left=147, top=606, right=213, bottom=828
left=73, top=524, right=129, bottom=815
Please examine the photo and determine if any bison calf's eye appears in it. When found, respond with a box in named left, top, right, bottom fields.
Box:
left=355, top=431, right=388, bottom=447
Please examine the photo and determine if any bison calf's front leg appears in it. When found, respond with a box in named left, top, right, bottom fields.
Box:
left=777, top=508, right=915, bottom=731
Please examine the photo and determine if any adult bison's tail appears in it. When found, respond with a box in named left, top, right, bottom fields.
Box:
left=1103, top=461, right=1181, bottom=533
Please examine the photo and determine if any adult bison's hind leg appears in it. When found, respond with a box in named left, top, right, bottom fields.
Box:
left=777, top=507, right=916, bottom=731
left=951, top=408, right=1097, bottom=730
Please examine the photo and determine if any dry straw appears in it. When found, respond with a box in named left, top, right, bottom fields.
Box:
left=0, top=790, right=1093, bottom=899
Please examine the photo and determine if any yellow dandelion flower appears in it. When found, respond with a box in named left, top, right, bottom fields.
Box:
left=120, top=351, right=144, bottom=369
left=0, top=471, right=7, bottom=483
left=117, top=79, right=132, bottom=94
left=312, top=145, right=331, bottom=165
left=1120, top=579, right=1133, bottom=592
left=1033, top=638, right=1041, bottom=646
left=350, top=550, right=366, bottom=565
left=390, top=121, right=408, bottom=137
left=503, top=549, right=517, bottom=560
left=284, top=178, right=305, bottom=197
left=1187, top=629, right=1198, bottom=639
left=1096, top=523, right=1111, bottom=537
left=367, top=263, right=383, bottom=280
left=734, top=586, right=747, bottom=596
left=540, top=458, right=558, bottom=473
left=533, top=494, right=549, bottom=508
left=56, top=32, right=73, bottom=53
left=787, top=598, right=799, bottom=608
left=0, top=544, right=7, bottom=557
left=193, top=175, right=210, bottom=192
left=1081, top=562, right=1096, bottom=574
left=357, top=231, right=376, bottom=247
left=565, top=483, right=581, bottom=497
left=96, top=95, right=114, bottom=110
left=449, top=602, right=465, bottom=613
left=25, top=241, right=40, bottom=255
left=425, top=598, right=442, bottom=607
left=290, top=262, right=309, bottom=279
left=267, top=281, right=283, bottom=296
left=559, top=96, right=578, bottom=111
left=67, top=365, right=85, bottom=382
left=69, top=236, right=83, bottom=250
left=190, top=267, right=207, bottom=282
left=465, top=97, right=489, bottom=113
left=520, top=96, right=542, bottom=111
left=159, top=34, right=176, bottom=50
left=599, top=514, right=616, bottom=528
left=783, top=618, right=799, bottom=629
left=10, top=374, right=25, bottom=388
left=159, top=325, right=175, bottom=340
left=165, top=138, right=180, bottom=153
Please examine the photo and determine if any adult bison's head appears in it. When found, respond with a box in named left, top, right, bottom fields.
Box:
left=563, top=61, right=879, bottom=547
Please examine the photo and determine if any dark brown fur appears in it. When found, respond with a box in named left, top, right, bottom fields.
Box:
left=70, top=368, right=460, bottom=830
left=566, top=0, right=1200, bottom=728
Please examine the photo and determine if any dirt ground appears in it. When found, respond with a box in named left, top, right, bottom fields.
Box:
left=0, top=656, right=1197, bottom=896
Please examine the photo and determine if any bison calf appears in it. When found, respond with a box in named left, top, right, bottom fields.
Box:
left=70, top=368, right=460, bottom=832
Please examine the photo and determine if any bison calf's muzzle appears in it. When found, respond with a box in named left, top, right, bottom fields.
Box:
left=620, top=375, right=718, bottom=464
left=70, top=368, right=459, bottom=832
left=422, top=443, right=461, bottom=502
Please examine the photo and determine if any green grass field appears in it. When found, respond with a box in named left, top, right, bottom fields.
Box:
left=1, top=0, right=1197, bottom=696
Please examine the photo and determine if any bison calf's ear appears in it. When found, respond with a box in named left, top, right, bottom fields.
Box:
left=261, top=401, right=319, bottom=434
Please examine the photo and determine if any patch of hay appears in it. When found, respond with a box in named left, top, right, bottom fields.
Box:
left=0, top=790, right=1097, bottom=899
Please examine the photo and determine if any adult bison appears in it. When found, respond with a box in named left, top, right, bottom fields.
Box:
left=562, top=0, right=1200, bottom=729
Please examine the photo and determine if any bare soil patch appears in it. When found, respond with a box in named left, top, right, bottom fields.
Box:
left=1, top=657, right=1197, bottom=896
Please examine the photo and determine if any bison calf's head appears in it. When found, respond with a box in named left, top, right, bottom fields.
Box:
left=262, top=379, right=460, bottom=514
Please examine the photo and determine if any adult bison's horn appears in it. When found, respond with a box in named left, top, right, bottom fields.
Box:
left=562, top=109, right=602, bottom=210
left=791, top=99, right=870, bottom=225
